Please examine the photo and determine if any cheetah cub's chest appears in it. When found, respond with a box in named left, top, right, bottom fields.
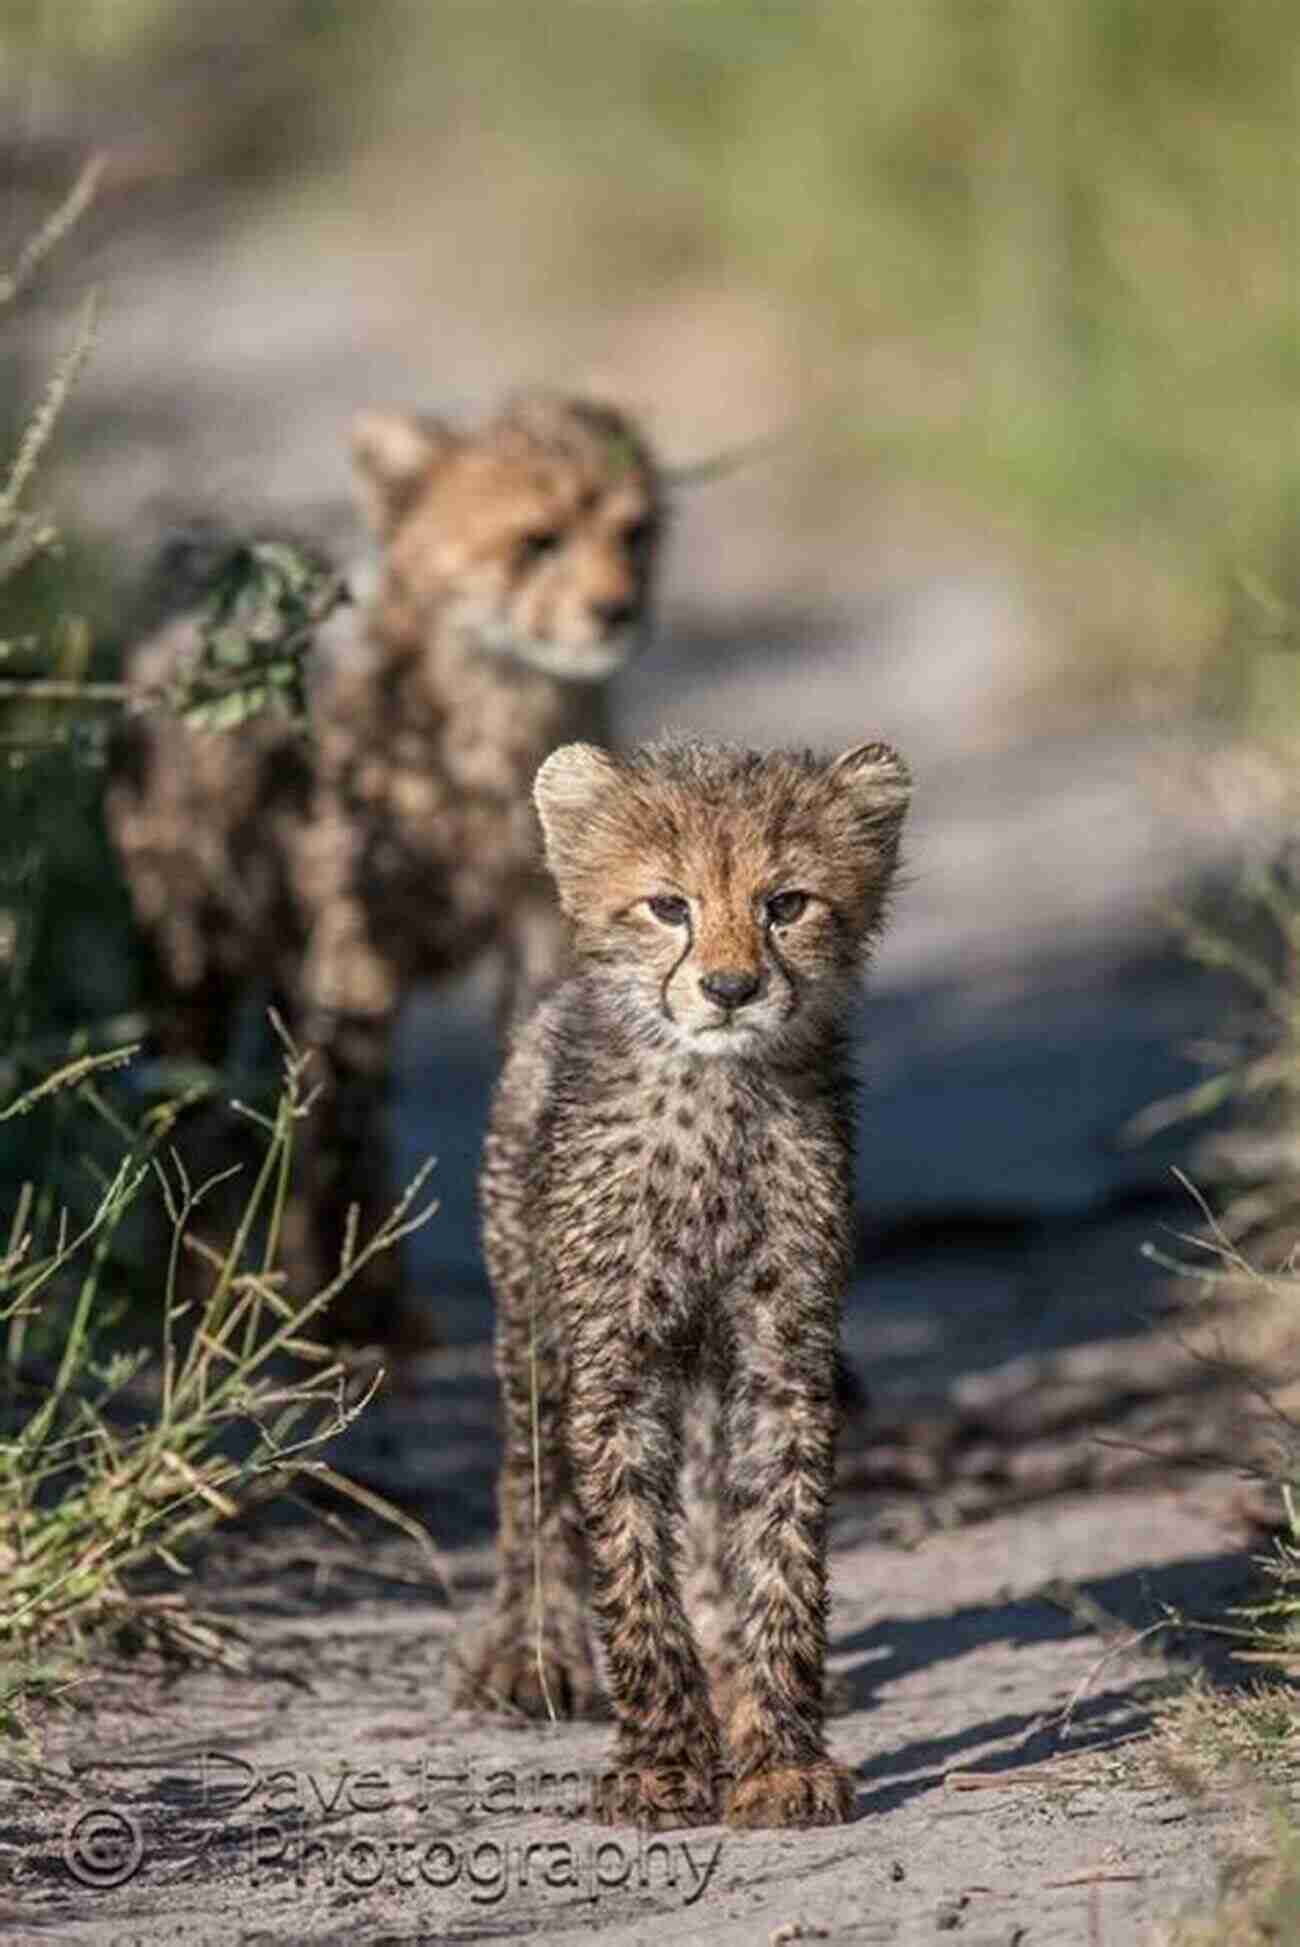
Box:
left=634, top=1058, right=769, bottom=1295
left=559, top=1048, right=841, bottom=1347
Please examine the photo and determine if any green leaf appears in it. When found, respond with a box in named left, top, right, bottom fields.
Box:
left=173, top=536, right=348, bottom=733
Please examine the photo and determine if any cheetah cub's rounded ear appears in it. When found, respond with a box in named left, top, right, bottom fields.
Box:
left=533, top=742, right=620, bottom=836
left=533, top=743, right=622, bottom=890
left=830, top=741, right=911, bottom=799
left=829, top=742, right=912, bottom=843
left=351, top=410, right=459, bottom=537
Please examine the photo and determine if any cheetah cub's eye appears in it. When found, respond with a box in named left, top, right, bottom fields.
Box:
left=646, top=894, right=690, bottom=926
left=765, top=890, right=810, bottom=927
left=621, top=517, right=658, bottom=555
left=516, top=528, right=562, bottom=570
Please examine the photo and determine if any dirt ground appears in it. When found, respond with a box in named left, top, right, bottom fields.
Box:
left=4, top=1183, right=1286, bottom=1947
left=3, top=1431, right=1259, bottom=1947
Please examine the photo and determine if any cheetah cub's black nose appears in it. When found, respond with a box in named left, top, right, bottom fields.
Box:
left=591, top=597, right=638, bottom=633
left=699, top=969, right=761, bottom=1010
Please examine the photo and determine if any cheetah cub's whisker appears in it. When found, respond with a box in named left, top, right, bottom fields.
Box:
left=454, top=735, right=910, bottom=1830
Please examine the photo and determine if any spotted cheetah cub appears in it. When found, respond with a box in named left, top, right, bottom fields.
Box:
left=106, top=394, right=661, bottom=1343
left=456, top=736, right=910, bottom=1830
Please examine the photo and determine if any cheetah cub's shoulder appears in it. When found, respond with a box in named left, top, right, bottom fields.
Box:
left=460, top=736, right=910, bottom=1832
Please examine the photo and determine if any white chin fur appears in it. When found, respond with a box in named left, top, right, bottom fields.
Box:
left=474, top=617, right=641, bottom=682
left=667, top=1015, right=777, bottom=1056
left=693, top=1031, right=767, bottom=1058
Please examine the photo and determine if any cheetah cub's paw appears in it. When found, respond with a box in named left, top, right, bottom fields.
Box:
left=590, top=1760, right=724, bottom=1830
left=725, top=1759, right=857, bottom=1829
left=450, top=1622, right=604, bottom=1721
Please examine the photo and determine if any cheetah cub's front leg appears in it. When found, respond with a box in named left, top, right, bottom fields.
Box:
left=681, top=1369, right=855, bottom=1827
left=567, top=1338, right=726, bottom=1828
left=715, top=1300, right=856, bottom=1829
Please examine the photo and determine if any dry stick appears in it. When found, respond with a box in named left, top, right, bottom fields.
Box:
left=300, top=1461, right=455, bottom=1601
left=946, top=1765, right=1069, bottom=1790
left=1046, top=1871, right=1146, bottom=1887
left=0, top=154, right=105, bottom=311
left=1055, top=1618, right=1174, bottom=1735
left=947, top=1731, right=1151, bottom=1791
left=0, top=289, right=99, bottom=528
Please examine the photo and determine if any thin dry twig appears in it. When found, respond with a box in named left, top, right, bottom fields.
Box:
left=1056, top=1619, right=1176, bottom=1735
left=946, top=1765, right=1068, bottom=1790
left=0, top=155, right=105, bottom=311
left=0, top=290, right=99, bottom=530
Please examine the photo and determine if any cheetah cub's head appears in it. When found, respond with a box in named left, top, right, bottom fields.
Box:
left=534, top=738, right=911, bottom=1056
left=352, top=391, right=660, bottom=682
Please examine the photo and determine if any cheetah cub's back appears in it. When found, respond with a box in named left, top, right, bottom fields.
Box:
left=463, top=737, right=910, bottom=1831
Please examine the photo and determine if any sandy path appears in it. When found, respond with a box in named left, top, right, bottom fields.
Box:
left=5, top=1462, right=1248, bottom=1946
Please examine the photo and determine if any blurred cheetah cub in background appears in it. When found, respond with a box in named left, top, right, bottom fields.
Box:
left=456, top=736, right=910, bottom=1830
left=107, top=393, right=660, bottom=1346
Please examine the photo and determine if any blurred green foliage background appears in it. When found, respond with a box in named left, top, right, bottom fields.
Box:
left=461, top=0, right=1296, bottom=576
left=6, top=0, right=1294, bottom=639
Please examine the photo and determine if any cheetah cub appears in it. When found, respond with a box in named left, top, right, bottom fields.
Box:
left=456, top=736, right=910, bottom=1830
left=106, top=394, right=661, bottom=1344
